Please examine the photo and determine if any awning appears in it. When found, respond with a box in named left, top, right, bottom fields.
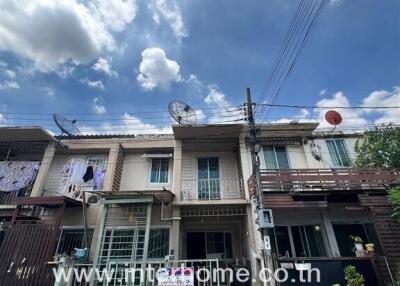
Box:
left=142, top=153, right=173, bottom=158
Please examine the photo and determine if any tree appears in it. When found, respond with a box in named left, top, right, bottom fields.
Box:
left=355, top=125, right=400, bottom=223
left=354, top=125, right=400, bottom=168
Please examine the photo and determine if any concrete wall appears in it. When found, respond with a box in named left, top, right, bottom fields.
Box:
left=119, top=153, right=173, bottom=191
left=258, top=137, right=359, bottom=170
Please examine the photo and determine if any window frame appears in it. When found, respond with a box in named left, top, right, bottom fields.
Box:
left=273, top=224, right=327, bottom=258
left=325, top=139, right=352, bottom=167
left=148, top=158, right=170, bottom=185
left=261, top=145, right=291, bottom=169
left=196, top=157, right=221, bottom=200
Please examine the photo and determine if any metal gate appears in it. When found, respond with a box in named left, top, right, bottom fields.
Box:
left=0, top=224, right=58, bottom=285
left=0, top=197, right=68, bottom=285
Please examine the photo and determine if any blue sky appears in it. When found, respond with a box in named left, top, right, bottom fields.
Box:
left=0, top=0, right=399, bottom=134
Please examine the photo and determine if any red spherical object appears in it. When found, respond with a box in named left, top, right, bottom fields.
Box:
left=325, top=110, right=342, bottom=126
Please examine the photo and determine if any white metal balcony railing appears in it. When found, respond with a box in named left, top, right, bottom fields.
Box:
left=181, top=178, right=245, bottom=201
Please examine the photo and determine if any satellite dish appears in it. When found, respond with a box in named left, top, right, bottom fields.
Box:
left=53, top=114, right=81, bottom=137
left=325, top=110, right=342, bottom=126
left=168, top=101, right=197, bottom=125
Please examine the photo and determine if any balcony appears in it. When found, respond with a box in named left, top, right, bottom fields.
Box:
left=180, top=178, right=245, bottom=201
left=260, top=168, right=399, bottom=192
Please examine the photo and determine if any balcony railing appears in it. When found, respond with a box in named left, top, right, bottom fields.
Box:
left=260, top=168, right=399, bottom=192
left=181, top=178, right=245, bottom=201
left=0, top=186, right=32, bottom=205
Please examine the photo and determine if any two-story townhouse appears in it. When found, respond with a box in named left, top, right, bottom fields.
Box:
left=242, top=122, right=400, bottom=286
left=171, top=124, right=260, bottom=284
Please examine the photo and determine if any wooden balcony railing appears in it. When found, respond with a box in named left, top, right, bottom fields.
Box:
left=0, top=187, right=32, bottom=205
left=260, top=168, right=399, bottom=192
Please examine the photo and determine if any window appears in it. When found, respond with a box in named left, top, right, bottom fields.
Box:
left=198, top=157, right=220, bottom=199
left=273, top=225, right=327, bottom=257
left=56, top=228, right=94, bottom=256
left=186, top=232, right=233, bottom=259
left=263, top=146, right=290, bottom=169
left=326, top=139, right=351, bottom=167
left=333, top=223, right=382, bottom=256
left=148, top=229, right=170, bottom=259
left=150, top=158, right=169, bottom=183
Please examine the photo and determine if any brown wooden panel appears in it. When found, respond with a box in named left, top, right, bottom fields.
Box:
left=359, top=193, right=400, bottom=277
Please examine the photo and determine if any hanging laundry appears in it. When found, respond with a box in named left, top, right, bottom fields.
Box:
left=69, top=160, right=87, bottom=185
left=0, top=161, right=40, bottom=192
left=82, top=166, right=94, bottom=183
left=93, top=168, right=105, bottom=190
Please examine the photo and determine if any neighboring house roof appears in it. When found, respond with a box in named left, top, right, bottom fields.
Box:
left=0, top=126, right=56, bottom=142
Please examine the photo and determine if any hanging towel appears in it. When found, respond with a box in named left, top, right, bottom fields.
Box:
left=82, top=166, right=94, bottom=182
left=70, top=160, right=87, bottom=185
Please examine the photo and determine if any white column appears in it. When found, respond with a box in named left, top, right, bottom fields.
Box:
left=170, top=139, right=182, bottom=260
left=31, top=142, right=56, bottom=197
left=102, top=144, right=120, bottom=191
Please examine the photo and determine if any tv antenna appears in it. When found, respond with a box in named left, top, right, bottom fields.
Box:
left=168, top=101, right=197, bottom=125
left=53, top=113, right=81, bottom=144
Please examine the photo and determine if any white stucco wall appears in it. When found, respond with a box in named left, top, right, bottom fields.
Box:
left=120, top=153, right=173, bottom=191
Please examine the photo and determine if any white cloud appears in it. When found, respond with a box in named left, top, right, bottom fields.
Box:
left=315, top=91, right=368, bottom=129
left=195, top=109, right=206, bottom=122
left=43, top=86, right=55, bottom=99
left=150, top=0, right=187, bottom=40
left=93, top=97, right=106, bottom=114
left=0, top=0, right=136, bottom=71
left=319, top=88, right=327, bottom=96
left=92, top=57, right=117, bottom=77
left=88, top=0, right=137, bottom=32
left=80, top=112, right=172, bottom=135
left=204, top=85, right=243, bottom=124
left=81, top=78, right=105, bottom=90
left=137, top=47, right=181, bottom=91
left=361, top=87, right=400, bottom=125
left=0, top=80, right=19, bottom=90
left=4, top=69, right=16, bottom=79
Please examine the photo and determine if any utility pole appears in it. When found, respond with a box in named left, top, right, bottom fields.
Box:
left=245, top=87, right=274, bottom=285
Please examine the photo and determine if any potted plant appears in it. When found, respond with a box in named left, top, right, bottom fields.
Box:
left=365, top=243, right=375, bottom=253
left=344, top=265, right=365, bottom=286
left=349, top=235, right=364, bottom=252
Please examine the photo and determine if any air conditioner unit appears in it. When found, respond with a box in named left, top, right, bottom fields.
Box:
left=258, top=209, right=274, bottom=228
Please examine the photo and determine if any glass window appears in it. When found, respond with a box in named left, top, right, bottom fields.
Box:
left=205, top=232, right=233, bottom=259
left=148, top=229, right=170, bottom=259
left=326, top=139, right=351, bottom=167
left=263, top=146, right=289, bottom=169
left=198, top=158, right=220, bottom=199
left=274, top=225, right=326, bottom=258
left=333, top=223, right=382, bottom=256
left=150, top=158, right=169, bottom=183
left=275, top=226, right=293, bottom=257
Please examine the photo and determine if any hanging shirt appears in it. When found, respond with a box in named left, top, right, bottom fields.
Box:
left=93, top=168, right=104, bottom=190
left=82, top=166, right=94, bottom=182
